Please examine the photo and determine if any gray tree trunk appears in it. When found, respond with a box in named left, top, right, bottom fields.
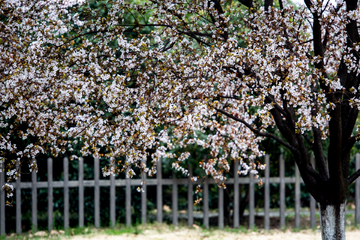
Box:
left=320, top=203, right=346, bottom=240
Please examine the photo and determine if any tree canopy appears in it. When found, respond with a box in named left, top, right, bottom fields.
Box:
left=1, top=0, right=360, bottom=238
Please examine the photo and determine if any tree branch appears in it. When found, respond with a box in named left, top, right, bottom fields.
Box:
left=312, top=127, right=330, bottom=180
left=347, top=168, right=360, bottom=185
left=209, top=0, right=228, bottom=41
left=264, top=0, right=273, bottom=11
left=237, top=0, right=253, bottom=8
left=177, top=30, right=211, bottom=46
left=302, top=133, right=313, bottom=147
left=214, top=107, right=297, bottom=152
left=218, top=94, right=288, bottom=118
left=278, top=0, right=284, bottom=10
left=264, top=95, right=288, bottom=118
left=342, top=134, right=360, bottom=159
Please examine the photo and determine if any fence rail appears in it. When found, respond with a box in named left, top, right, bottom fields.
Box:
left=1, top=154, right=360, bottom=235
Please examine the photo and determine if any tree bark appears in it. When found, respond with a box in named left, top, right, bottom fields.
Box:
left=319, top=203, right=346, bottom=240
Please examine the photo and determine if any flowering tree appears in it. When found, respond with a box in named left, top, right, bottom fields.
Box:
left=1, top=0, right=360, bottom=238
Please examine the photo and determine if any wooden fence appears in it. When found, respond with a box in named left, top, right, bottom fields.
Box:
left=1, top=154, right=360, bottom=235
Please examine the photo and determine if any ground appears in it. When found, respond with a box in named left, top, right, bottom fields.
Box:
left=64, top=225, right=360, bottom=240
left=6, top=215, right=360, bottom=239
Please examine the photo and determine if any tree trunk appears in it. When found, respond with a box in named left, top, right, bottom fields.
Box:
left=319, top=202, right=346, bottom=240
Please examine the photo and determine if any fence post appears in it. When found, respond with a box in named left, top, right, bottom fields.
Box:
left=218, top=185, right=224, bottom=229
left=187, top=166, right=193, bottom=227
left=264, top=154, right=270, bottom=230
left=295, top=163, right=300, bottom=229
left=0, top=161, right=5, bottom=236
left=310, top=156, right=316, bottom=229
left=249, top=171, right=254, bottom=229
left=94, top=157, right=100, bottom=228
left=172, top=172, right=178, bottom=226
left=16, top=162, right=21, bottom=234
left=32, top=159, right=37, bottom=232
left=64, top=157, right=69, bottom=231
left=47, top=157, right=53, bottom=231
left=203, top=176, right=209, bottom=228
left=141, top=160, right=147, bottom=225
left=157, top=159, right=163, bottom=224
left=279, top=155, right=285, bottom=229
left=110, top=160, right=115, bottom=228
left=233, top=161, right=239, bottom=228
left=126, top=167, right=131, bottom=227
left=78, top=157, right=84, bottom=228
left=356, top=154, right=360, bottom=226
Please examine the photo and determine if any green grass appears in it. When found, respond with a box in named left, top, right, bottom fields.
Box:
left=223, top=225, right=248, bottom=233
left=65, top=226, right=91, bottom=236
left=104, top=225, right=142, bottom=235
left=2, top=217, right=360, bottom=240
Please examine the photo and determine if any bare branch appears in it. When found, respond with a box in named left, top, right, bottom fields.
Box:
left=237, top=0, right=253, bottom=8
left=214, top=107, right=297, bottom=152
left=347, top=168, right=360, bottom=185
left=302, top=133, right=313, bottom=147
